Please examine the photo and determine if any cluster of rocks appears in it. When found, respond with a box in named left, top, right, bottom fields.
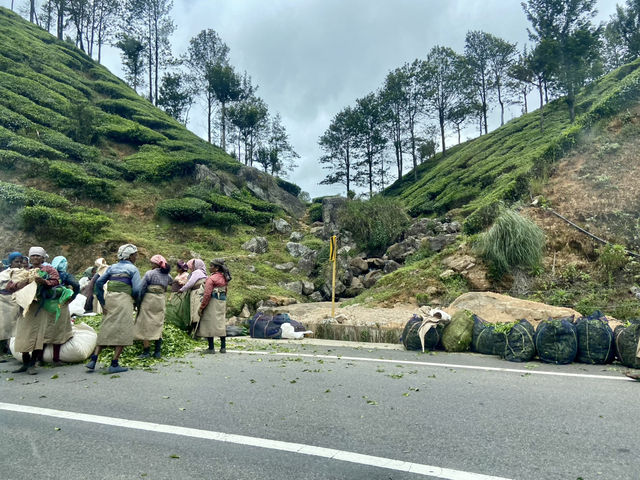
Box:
left=240, top=199, right=488, bottom=304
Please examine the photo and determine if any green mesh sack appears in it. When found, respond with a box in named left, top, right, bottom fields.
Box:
left=442, top=310, right=474, bottom=352
left=614, top=320, right=640, bottom=369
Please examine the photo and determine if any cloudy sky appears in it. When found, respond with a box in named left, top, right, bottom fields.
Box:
left=2, top=0, right=619, bottom=197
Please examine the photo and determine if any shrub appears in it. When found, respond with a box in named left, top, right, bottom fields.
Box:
left=97, top=98, right=143, bottom=119
left=0, top=149, right=29, bottom=169
left=38, top=130, right=99, bottom=162
left=463, top=202, right=502, bottom=235
left=308, top=202, right=323, bottom=223
left=156, top=198, right=209, bottom=222
left=209, top=192, right=273, bottom=226
left=338, top=196, right=410, bottom=256
left=21, top=206, right=112, bottom=243
left=121, top=146, right=195, bottom=182
left=0, top=126, right=65, bottom=160
left=475, top=209, right=545, bottom=278
left=202, top=211, right=242, bottom=229
left=0, top=181, right=71, bottom=208
left=83, top=161, right=122, bottom=180
left=48, top=161, right=119, bottom=203
left=598, top=244, right=628, bottom=274
left=95, top=117, right=165, bottom=145
left=276, top=177, right=301, bottom=197
left=231, top=189, right=279, bottom=212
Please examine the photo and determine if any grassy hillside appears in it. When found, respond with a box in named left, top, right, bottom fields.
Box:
left=0, top=7, right=313, bottom=315
left=384, top=59, right=640, bottom=234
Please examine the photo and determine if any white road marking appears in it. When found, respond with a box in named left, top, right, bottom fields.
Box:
left=228, top=349, right=633, bottom=381
left=0, top=402, right=512, bottom=480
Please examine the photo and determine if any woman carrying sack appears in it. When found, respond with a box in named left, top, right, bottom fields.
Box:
left=85, top=244, right=141, bottom=374
left=197, top=259, right=231, bottom=354
left=179, top=259, right=208, bottom=335
left=134, top=254, right=172, bottom=359
left=0, top=252, right=25, bottom=362
left=8, top=247, right=60, bottom=375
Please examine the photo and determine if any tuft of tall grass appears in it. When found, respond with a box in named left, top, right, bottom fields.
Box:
left=476, top=209, right=545, bottom=278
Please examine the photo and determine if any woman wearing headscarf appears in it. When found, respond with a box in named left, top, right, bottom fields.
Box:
left=7, top=247, right=60, bottom=375
left=0, top=252, right=24, bottom=362
left=179, top=259, right=208, bottom=335
left=43, top=256, right=79, bottom=366
left=85, top=244, right=141, bottom=374
left=134, top=255, right=172, bottom=359
left=171, top=260, right=189, bottom=293
left=197, top=259, right=231, bottom=354
left=83, top=258, right=109, bottom=313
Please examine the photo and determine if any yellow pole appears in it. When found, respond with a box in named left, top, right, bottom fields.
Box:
left=330, top=235, right=337, bottom=318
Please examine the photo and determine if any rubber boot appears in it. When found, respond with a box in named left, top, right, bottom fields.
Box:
left=138, top=347, right=151, bottom=359
left=220, top=336, right=226, bottom=354
left=108, top=359, right=128, bottom=374
left=204, top=337, right=215, bottom=354
left=13, top=353, right=30, bottom=373
left=85, top=354, right=98, bottom=371
left=153, top=339, right=162, bottom=359
left=52, top=344, right=65, bottom=366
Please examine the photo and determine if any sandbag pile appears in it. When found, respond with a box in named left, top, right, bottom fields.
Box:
left=575, top=311, right=614, bottom=365
left=535, top=317, right=577, bottom=365
left=402, top=309, right=635, bottom=369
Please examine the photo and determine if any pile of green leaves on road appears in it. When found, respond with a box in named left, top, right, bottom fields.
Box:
left=79, top=315, right=201, bottom=369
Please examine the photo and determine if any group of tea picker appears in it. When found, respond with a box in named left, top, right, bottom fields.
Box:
left=0, top=243, right=231, bottom=375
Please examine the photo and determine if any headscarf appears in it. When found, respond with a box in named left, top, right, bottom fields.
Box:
left=51, top=256, right=68, bottom=273
left=95, top=257, right=109, bottom=275
left=8, top=251, right=23, bottom=264
left=176, top=260, right=188, bottom=272
left=117, top=244, right=137, bottom=261
left=28, top=246, right=48, bottom=259
left=210, top=258, right=232, bottom=282
left=150, top=254, right=168, bottom=269
left=187, top=258, right=207, bottom=283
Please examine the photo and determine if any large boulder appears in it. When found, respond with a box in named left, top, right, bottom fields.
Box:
left=290, top=231, right=304, bottom=242
left=386, top=237, right=421, bottom=262
left=384, top=260, right=401, bottom=274
left=441, top=255, right=476, bottom=273
left=302, top=281, right=315, bottom=296
left=426, top=234, right=458, bottom=252
left=449, top=292, right=581, bottom=328
left=362, top=270, right=383, bottom=288
left=349, top=257, right=369, bottom=275
left=275, top=262, right=295, bottom=272
left=272, top=218, right=292, bottom=234
left=297, top=250, right=318, bottom=275
left=344, top=277, right=365, bottom=297
left=406, top=218, right=438, bottom=237
left=242, top=237, right=268, bottom=254
left=322, top=196, right=347, bottom=237
left=237, top=166, right=306, bottom=217
left=281, top=281, right=303, bottom=295
left=286, top=242, right=312, bottom=258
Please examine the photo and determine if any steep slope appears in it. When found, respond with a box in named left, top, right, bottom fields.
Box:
left=384, top=59, right=640, bottom=235
left=0, top=6, right=304, bottom=249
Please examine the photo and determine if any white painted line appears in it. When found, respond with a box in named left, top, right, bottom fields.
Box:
left=227, top=349, right=633, bottom=382
left=0, top=402, right=512, bottom=480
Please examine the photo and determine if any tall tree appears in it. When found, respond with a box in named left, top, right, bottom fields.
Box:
left=228, top=95, right=268, bottom=166
left=353, top=93, right=387, bottom=198
left=507, top=47, right=535, bottom=114
left=522, top=0, right=601, bottom=122
left=67, top=0, right=90, bottom=52
left=115, top=34, right=146, bottom=92
left=184, top=29, right=230, bottom=144
left=265, top=113, right=299, bottom=176
left=158, top=72, right=194, bottom=124
left=422, top=45, right=468, bottom=157
left=207, top=63, right=242, bottom=151
left=609, top=0, right=640, bottom=63
left=318, top=106, right=359, bottom=196
left=123, top=0, right=175, bottom=105
left=379, top=68, right=409, bottom=181
left=401, top=60, right=428, bottom=180
left=465, top=31, right=494, bottom=135
left=487, top=35, right=517, bottom=126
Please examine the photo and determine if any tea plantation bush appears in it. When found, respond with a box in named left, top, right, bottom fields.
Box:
left=156, top=198, right=210, bottom=222
left=21, top=206, right=112, bottom=243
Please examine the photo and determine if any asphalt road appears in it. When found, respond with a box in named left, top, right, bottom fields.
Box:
left=1, top=339, right=638, bottom=480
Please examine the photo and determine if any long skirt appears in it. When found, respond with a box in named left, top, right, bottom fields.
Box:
left=189, top=280, right=205, bottom=326
left=133, top=292, right=166, bottom=341
left=43, top=306, right=73, bottom=345
left=97, top=291, right=134, bottom=347
left=197, top=298, right=227, bottom=338
left=13, top=303, right=50, bottom=353
left=0, top=292, right=20, bottom=341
